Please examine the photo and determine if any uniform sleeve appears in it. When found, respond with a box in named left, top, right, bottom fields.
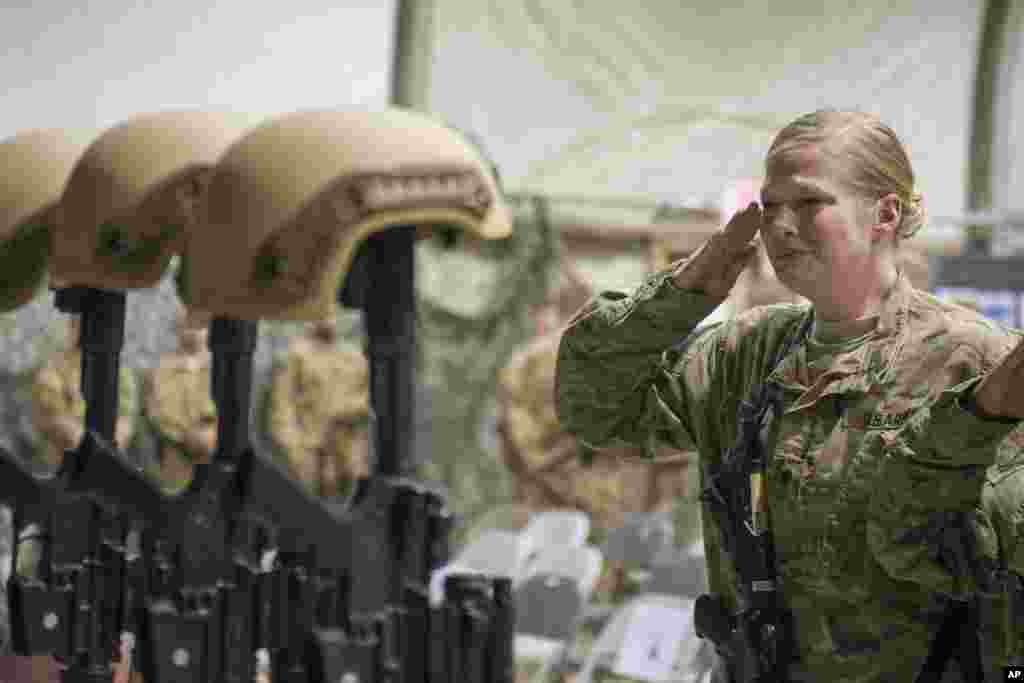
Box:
left=911, top=326, right=1023, bottom=465
left=983, top=466, right=1024, bottom=578
left=988, top=425, right=1024, bottom=578
left=555, top=268, right=733, bottom=455
left=868, top=328, right=1024, bottom=600
left=924, top=376, right=1022, bottom=464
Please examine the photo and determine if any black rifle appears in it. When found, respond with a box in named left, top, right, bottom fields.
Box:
left=693, top=312, right=813, bottom=683
left=53, top=311, right=448, bottom=683
left=5, top=286, right=129, bottom=683
left=4, top=226, right=515, bottom=683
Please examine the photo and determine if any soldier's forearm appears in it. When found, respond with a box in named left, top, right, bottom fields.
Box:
left=556, top=271, right=718, bottom=450
left=972, top=338, right=1024, bottom=420
left=562, top=269, right=719, bottom=359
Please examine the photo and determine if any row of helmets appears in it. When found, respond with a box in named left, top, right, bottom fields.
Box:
left=0, top=108, right=512, bottom=321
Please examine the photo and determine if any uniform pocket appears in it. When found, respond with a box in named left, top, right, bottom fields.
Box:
left=867, top=434, right=997, bottom=599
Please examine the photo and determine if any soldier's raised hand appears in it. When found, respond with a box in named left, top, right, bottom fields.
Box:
left=973, top=337, right=1024, bottom=420
left=671, top=201, right=762, bottom=300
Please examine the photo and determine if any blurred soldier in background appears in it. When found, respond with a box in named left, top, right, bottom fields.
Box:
left=142, top=305, right=216, bottom=492
left=29, top=313, right=138, bottom=467
left=496, top=259, right=657, bottom=535
left=267, top=311, right=371, bottom=498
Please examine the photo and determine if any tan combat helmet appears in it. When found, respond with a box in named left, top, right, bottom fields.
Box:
left=0, top=129, right=94, bottom=311
left=182, top=107, right=513, bottom=321
left=51, top=111, right=264, bottom=290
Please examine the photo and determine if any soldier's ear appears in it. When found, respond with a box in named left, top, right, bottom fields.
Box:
left=872, top=193, right=901, bottom=241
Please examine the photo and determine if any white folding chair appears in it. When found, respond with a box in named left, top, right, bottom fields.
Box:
left=602, top=511, right=676, bottom=572
left=520, top=544, right=604, bottom=603
left=460, top=502, right=532, bottom=540
left=644, top=549, right=708, bottom=601
left=513, top=572, right=586, bottom=683
left=518, top=509, right=590, bottom=573
left=453, top=529, right=524, bottom=578
left=576, top=594, right=714, bottom=683
left=428, top=530, right=525, bottom=606
left=513, top=544, right=605, bottom=681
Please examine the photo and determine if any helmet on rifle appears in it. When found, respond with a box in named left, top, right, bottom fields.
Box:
left=51, top=110, right=263, bottom=290
left=0, top=129, right=93, bottom=311
left=180, top=107, right=513, bottom=321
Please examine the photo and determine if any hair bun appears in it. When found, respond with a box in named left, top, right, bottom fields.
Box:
left=900, top=191, right=926, bottom=238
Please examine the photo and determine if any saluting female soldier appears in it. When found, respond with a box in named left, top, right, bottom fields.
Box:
left=555, top=109, right=1024, bottom=682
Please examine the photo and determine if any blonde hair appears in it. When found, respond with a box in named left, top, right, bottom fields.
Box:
left=766, top=109, right=926, bottom=239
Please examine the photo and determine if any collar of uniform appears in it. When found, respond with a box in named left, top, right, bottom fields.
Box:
left=874, top=268, right=911, bottom=337
left=769, top=341, right=876, bottom=411
left=766, top=271, right=911, bottom=406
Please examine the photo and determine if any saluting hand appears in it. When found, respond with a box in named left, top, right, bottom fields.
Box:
left=671, top=202, right=763, bottom=300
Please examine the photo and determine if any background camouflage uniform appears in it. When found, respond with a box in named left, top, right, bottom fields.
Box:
left=142, top=313, right=217, bottom=491
left=494, top=263, right=699, bottom=541
left=497, top=332, right=661, bottom=531
left=29, top=316, right=139, bottom=467
left=267, top=318, right=371, bottom=498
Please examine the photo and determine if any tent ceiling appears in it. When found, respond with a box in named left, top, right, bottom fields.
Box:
left=431, top=1, right=986, bottom=242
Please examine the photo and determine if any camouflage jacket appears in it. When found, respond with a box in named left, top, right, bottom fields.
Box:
left=143, top=354, right=217, bottom=489
left=267, top=341, right=369, bottom=454
left=556, top=268, right=1024, bottom=682
left=31, top=348, right=139, bottom=464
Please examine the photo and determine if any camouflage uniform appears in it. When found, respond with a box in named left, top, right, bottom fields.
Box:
left=556, top=267, right=1024, bottom=681
left=143, top=352, right=217, bottom=491
left=267, top=334, right=371, bottom=497
left=29, top=338, right=139, bottom=467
